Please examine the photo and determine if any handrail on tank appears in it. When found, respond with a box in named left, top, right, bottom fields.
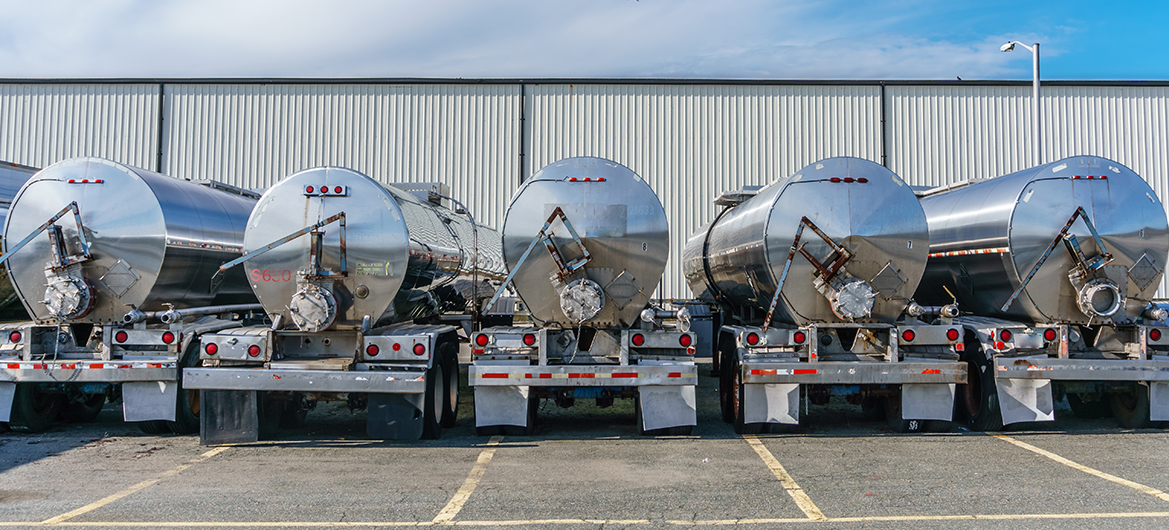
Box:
left=482, top=207, right=592, bottom=313
left=1001, top=206, right=1113, bottom=312
left=0, top=201, right=91, bottom=268
left=761, top=216, right=853, bottom=332
left=212, top=212, right=347, bottom=285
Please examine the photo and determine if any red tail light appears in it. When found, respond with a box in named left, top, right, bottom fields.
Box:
left=162, top=331, right=175, bottom=344
left=1044, top=328, right=1058, bottom=341
left=632, top=333, right=645, bottom=346
left=792, top=331, right=806, bottom=344
left=366, top=344, right=379, bottom=356
left=901, top=330, right=916, bottom=342
left=392, top=342, right=401, bottom=351
left=523, top=334, right=536, bottom=346
left=334, top=186, right=343, bottom=194
left=306, top=186, right=315, bottom=193
left=679, top=334, right=692, bottom=347
left=8, top=331, right=21, bottom=343
left=946, top=329, right=960, bottom=341
left=247, top=345, right=261, bottom=357
left=746, top=332, right=760, bottom=346
left=413, top=343, right=426, bottom=356
left=115, top=331, right=129, bottom=343
left=475, top=334, right=489, bottom=346
left=1151, top=329, right=1163, bottom=341
left=204, top=343, right=218, bottom=355
left=999, top=330, right=1013, bottom=342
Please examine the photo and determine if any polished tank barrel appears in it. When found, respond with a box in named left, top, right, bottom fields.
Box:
left=684, top=157, right=929, bottom=325
left=916, top=156, right=1169, bottom=325
left=0, top=161, right=36, bottom=321
left=3, top=157, right=258, bottom=324
left=502, top=157, right=669, bottom=327
left=241, top=167, right=505, bottom=331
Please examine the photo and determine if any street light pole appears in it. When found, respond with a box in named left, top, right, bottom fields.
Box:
left=1002, top=41, right=1041, bottom=165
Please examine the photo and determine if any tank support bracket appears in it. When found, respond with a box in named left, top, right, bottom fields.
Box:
left=484, top=207, right=593, bottom=313
left=0, top=201, right=92, bottom=268
left=762, top=216, right=854, bottom=331
left=1001, top=206, right=1113, bottom=312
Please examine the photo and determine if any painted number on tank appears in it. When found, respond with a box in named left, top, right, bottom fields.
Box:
left=251, top=269, right=293, bottom=282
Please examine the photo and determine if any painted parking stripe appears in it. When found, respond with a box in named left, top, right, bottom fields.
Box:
left=39, top=446, right=230, bottom=526
left=432, top=435, right=505, bottom=524
left=992, top=433, right=1169, bottom=503
left=742, top=435, right=827, bottom=521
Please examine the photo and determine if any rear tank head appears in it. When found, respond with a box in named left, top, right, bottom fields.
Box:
left=502, top=157, right=669, bottom=328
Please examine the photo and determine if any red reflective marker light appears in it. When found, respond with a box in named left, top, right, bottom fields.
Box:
left=1151, top=329, right=1163, bottom=341
left=843, top=177, right=855, bottom=183
left=569, top=177, right=578, bottom=182
left=247, top=345, right=261, bottom=357
left=946, top=329, right=960, bottom=341
left=161, top=331, right=175, bottom=344
left=306, top=186, right=315, bottom=193
left=793, top=331, right=807, bottom=344
left=632, top=333, right=645, bottom=346
left=115, top=331, right=129, bottom=343
left=523, top=334, right=536, bottom=346
left=392, top=342, right=401, bottom=351
left=746, top=332, right=760, bottom=346
left=366, top=344, right=380, bottom=356
left=598, top=177, right=606, bottom=182
left=475, top=334, right=489, bottom=346
left=8, top=331, right=21, bottom=343
left=1000, top=329, right=1013, bottom=342
left=901, top=329, right=916, bottom=342
left=334, top=186, right=343, bottom=194
left=1044, top=328, right=1058, bottom=341
left=679, top=334, right=692, bottom=347
left=413, top=343, right=426, bottom=356
left=857, top=178, right=869, bottom=183
left=830, top=177, right=842, bottom=183
left=204, top=343, right=218, bottom=355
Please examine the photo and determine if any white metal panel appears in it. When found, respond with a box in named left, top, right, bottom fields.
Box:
left=0, top=84, right=158, bottom=169
left=525, top=84, right=883, bottom=299
left=162, top=84, right=521, bottom=232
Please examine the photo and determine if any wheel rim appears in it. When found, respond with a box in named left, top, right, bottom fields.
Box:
left=963, top=360, right=982, bottom=418
left=446, top=361, right=458, bottom=413
left=188, top=389, right=201, bottom=416
left=731, top=364, right=742, bottom=421
left=433, top=364, right=445, bottom=420
left=1114, top=387, right=1138, bottom=413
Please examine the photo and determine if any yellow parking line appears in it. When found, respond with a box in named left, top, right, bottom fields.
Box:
left=742, top=435, right=827, bottom=521
left=991, top=433, right=1169, bottom=503
left=40, top=446, right=230, bottom=526
left=432, top=435, right=505, bottom=524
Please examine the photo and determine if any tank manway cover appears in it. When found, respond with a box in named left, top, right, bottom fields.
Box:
left=1129, top=254, right=1161, bottom=292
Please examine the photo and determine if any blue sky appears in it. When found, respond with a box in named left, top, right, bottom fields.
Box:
left=0, top=0, right=1162, bottom=80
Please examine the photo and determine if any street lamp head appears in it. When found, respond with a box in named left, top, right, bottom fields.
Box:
left=1000, top=42, right=1016, bottom=52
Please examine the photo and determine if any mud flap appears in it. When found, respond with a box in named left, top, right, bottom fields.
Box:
left=200, top=390, right=258, bottom=445
left=996, top=378, right=1054, bottom=425
left=744, top=383, right=799, bottom=425
left=0, top=382, right=13, bottom=422
left=638, top=385, right=696, bottom=431
left=901, top=384, right=955, bottom=421
left=123, top=381, right=178, bottom=422
left=367, top=393, right=424, bottom=440
left=474, top=385, right=531, bottom=428
left=1150, top=382, right=1169, bottom=422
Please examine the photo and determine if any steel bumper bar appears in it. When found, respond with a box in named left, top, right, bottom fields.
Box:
left=470, top=364, right=698, bottom=387
left=994, top=357, right=1169, bottom=381
left=0, top=360, right=177, bottom=383
left=742, top=360, right=966, bottom=385
left=183, top=367, right=426, bottom=393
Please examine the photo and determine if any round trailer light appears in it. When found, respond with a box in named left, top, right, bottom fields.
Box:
left=679, top=334, right=692, bottom=347
left=8, top=331, right=21, bottom=343
left=746, top=332, right=760, bottom=346
left=334, top=186, right=343, bottom=194
left=248, top=345, right=260, bottom=357
left=901, top=330, right=916, bottom=342
left=1151, top=329, right=1163, bottom=341
left=366, top=344, right=380, bottom=356
left=115, top=331, right=129, bottom=343
left=1000, top=330, right=1013, bottom=342
left=632, top=333, right=645, bottom=346
left=162, top=331, right=175, bottom=344
left=392, top=342, right=401, bottom=351
left=306, top=186, right=315, bottom=193
left=946, top=329, right=960, bottom=341
left=475, top=334, right=489, bottom=346
left=1044, top=328, right=1058, bottom=341
left=523, top=334, right=536, bottom=346
left=792, top=331, right=806, bottom=344
left=413, top=343, right=426, bottom=356
left=204, top=343, right=218, bottom=355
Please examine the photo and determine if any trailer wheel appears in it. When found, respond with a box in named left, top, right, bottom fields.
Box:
left=1067, top=393, right=1111, bottom=419
left=439, top=338, right=460, bottom=428
left=168, top=342, right=201, bottom=435
left=258, top=392, right=284, bottom=440
left=1110, top=382, right=1158, bottom=429
left=732, top=357, right=764, bottom=435
left=955, top=339, right=1004, bottom=432
left=861, top=396, right=886, bottom=421
left=60, top=393, right=106, bottom=423
left=421, top=362, right=443, bottom=440
left=8, top=384, right=63, bottom=433
left=717, top=335, right=736, bottom=423
left=280, top=393, right=311, bottom=428
left=137, top=420, right=170, bottom=435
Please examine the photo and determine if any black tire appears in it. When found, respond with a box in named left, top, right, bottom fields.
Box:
left=168, top=342, right=202, bottom=435
left=1067, top=393, right=1112, bottom=419
left=732, top=356, right=764, bottom=435
left=718, top=338, right=735, bottom=423
left=420, top=362, right=443, bottom=440
left=138, top=420, right=171, bottom=435
left=258, top=392, right=284, bottom=440
left=636, top=396, right=694, bottom=436
left=861, top=396, right=886, bottom=421
left=279, top=393, right=310, bottom=429
left=8, top=384, right=63, bottom=433
left=439, top=339, right=459, bottom=428
left=1110, top=382, right=1158, bottom=429
left=955, top=339, right=1004, bottom=432
left=60, top=393, right=106, bottom=423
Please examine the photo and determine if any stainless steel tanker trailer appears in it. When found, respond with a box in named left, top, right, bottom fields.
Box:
left=685, top=157, right=965, bottom=433
left=184, top=167, right=506, bottom=443
left=0, top=161, right=38, bottom=322
left=0, top=157, right=262, bottom=433
left=470, top=157, right=698, bottom=436
left=915, top=155, right=1169, bottom=429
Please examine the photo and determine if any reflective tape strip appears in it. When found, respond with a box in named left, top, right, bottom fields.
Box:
left=922, top=369, right=941, bottom=375
left=4, top=362, right=174, bottom=370
left=751, top=369, right=778, bottom=375
left=928, top=246, right=1009, bottom=258
left=612, top=372, right=639, bottom=378
left=568, top=373, right=595, bottom=379
left=793, top=369, right=818, bottom=375
left=481, top=373, right=511, bottom=379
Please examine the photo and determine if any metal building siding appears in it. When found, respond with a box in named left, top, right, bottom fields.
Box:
left=525, top=84, right=881, bottom=299
left=0, top=84, right=158, bottom=170
left=162, top=84, right=521, bottom=231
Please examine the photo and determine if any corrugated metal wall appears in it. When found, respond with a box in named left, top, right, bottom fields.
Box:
left=525, top=84, right=882, bottom=298
left=0, top=84, right=158, bottom=169
left=162, top=84, right=521, bottom=231
left=3, top=80, right=1169, bottom=298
